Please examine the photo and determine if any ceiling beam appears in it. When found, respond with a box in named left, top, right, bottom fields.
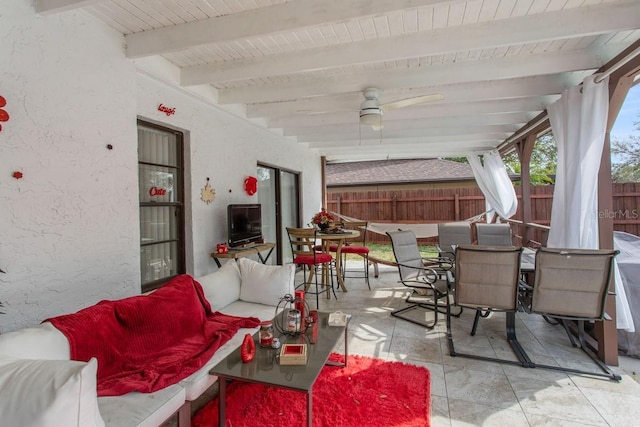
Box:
left=270, top=109, right=537, bottom=128
left=307, top=134, right=506, bottom=148
left=257, top=96, right=557, bottom=126
left=36, top=0, right=97, bottom=15
left=182, top=1, right=640, bottom=85
left=254, top=74, right=572, bottom=119
left=270, top=95, right=560, bottom=134
left=282, top=113, right=530, bottom=135
left=219, top=45, right=617, bottom=104
left=126, top=0, right=463, bottom=58
left=296, top=125, right=518, bottom=142
left=319, top=141, right=498, bottom=160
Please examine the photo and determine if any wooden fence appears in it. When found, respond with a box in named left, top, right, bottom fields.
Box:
left=327, top=183, right=640, bottom=245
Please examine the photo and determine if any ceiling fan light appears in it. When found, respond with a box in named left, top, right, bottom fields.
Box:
left=360, top=108, right=383, bottom=125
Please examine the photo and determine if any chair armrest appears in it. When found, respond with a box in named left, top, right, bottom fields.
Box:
left=395, top=263, right=439, bottom=285
left=423, top=257, right=454, bottom=271
left=438, top=249, right=456, bottom=259
left=518, top=280, right=533, bottom=291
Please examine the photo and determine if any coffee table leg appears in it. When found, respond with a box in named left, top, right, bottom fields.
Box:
left=325, top=321, right=349, bottom=367
left=219, top=377, right=227, bottom=426
left=307, top=390, right=312, bottom=427
left=344, top=322, right=349, bottom=367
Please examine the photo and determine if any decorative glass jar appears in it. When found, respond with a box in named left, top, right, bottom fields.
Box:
left=259, top=320, right=274, bottom=347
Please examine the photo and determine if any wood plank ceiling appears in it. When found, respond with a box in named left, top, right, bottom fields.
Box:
left=39, top=0, right=640, bottom=162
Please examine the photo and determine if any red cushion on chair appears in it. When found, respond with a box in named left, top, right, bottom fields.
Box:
left=293, top=253, right=333, bottom=265
left=340, top=245, right=369, bottom=255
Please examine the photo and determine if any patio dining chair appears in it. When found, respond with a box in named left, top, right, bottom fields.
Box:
left=472, top=222, right=517, bottom=333
left=528, top=247, right=621, bottom=380
left=387, top=230, right=454, bottom=329
left=286, top=227, right=335, bottom=308
left=437, top=222, right=472, bottom=259
left=476, top=223, right=514, bottom=246
left=339, top=221, right=371, bottom=290
left=446, top=244, right=531, bottom=367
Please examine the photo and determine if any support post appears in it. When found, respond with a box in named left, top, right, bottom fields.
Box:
left=516, top=135, right=536, bottom=247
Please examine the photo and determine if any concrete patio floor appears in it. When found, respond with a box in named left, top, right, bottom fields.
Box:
left=320, top=263, right=640, bottom=426
left=166, top=262, right=640, bottom=427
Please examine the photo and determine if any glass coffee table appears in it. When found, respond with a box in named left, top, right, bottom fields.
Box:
left=209, top=311, right=350, bottom=427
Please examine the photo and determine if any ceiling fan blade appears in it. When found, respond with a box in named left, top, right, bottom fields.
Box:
left=379, top=93, right=444, bottom=111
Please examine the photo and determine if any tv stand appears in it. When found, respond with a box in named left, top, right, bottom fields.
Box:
left=211, top=242, right=276, bottom=268
left=235, top=242, right=258, bottom=249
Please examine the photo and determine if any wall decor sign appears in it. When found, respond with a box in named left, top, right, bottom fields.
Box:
left=148, top=186, right=167, bottom=196
left=0, top=95, right=9, bottom=132
left=157, top=104, right=176, bottom=116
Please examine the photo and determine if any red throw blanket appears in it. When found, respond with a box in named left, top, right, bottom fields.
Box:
left=47, top=274, right=259, bottom=396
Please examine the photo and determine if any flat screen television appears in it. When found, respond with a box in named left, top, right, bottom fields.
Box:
left=227, top=204, right=263, bottom=247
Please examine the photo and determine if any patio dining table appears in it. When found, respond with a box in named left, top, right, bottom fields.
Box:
left=316, top=229, right=360, bottom=297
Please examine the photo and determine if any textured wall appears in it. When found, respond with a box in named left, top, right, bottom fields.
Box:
left=135, top=75, right=322, bottom=278
left=0, top=2, right=139, bottom=331
left=0, top=1, right=322, bottom=332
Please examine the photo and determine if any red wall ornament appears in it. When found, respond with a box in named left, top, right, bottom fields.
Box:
left=12, top=171, right=23, bottom=180
left=244, top=176, right=258, bottom=196
left=0, top=96, right=9, bottom=132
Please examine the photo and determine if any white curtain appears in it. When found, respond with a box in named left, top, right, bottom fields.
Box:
left=467, top=150, right=518, bottom=222
left=547, top=75, right=609, bottom=249
left=546, top=74, right=634, bottom=332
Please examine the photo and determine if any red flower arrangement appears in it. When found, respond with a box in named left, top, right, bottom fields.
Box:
left=311, top=209, right=334, bottom=227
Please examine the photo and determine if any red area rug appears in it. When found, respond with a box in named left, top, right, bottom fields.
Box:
left=192, top=353, right=431, bottom=427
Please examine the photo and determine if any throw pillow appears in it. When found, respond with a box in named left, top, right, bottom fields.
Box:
left=0, top=356, right=105, bottom=427
left=238, top=258, right=295, bottom=306
left=0, top=322, right=70, bottom=359
left=198, top=261, right=242, bottom=310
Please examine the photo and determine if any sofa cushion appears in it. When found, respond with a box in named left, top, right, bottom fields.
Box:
left=179, top=300, right=277, bottom=401
left=0, top=321, right=70, bottom=360
left=198, top=261, right=242, bottom=310
left=238, top=258, right=295, bottom=306
left=98, top=384, right=185, bottom=427
left=0, top=356, right=104, bottom=427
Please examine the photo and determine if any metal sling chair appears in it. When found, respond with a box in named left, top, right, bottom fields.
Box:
left=470, top=222, right=518, bottom=336
left=387, top=230, right=457, bottom=329
left=446, top=244, right=532, bottom=366
left=526, top=247, right=621, bottom=381
left=475, top=223, right=514, bottom=246
left=437, top=222, right=472, bottom=259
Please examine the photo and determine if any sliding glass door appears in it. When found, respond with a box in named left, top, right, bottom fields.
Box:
left=257, top=165, right=300, bottom=264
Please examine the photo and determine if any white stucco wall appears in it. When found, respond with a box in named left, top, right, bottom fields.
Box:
left=136, top=74, right=321, bottom=277
left=0, top=1, right=322, bottom=332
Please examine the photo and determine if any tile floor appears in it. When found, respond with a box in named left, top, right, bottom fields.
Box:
left=168, top=262, right=640, bottom=427
left=316, top=262, right=640, bottom=427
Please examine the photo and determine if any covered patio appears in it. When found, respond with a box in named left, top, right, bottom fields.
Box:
left=2, top=2, right=640, bottom=425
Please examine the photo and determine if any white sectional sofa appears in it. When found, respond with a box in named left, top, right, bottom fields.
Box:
left=0, top=258, right=295, bottom=427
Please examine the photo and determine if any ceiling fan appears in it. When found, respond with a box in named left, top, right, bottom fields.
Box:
left=359, top=88, right=444, bottom=131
